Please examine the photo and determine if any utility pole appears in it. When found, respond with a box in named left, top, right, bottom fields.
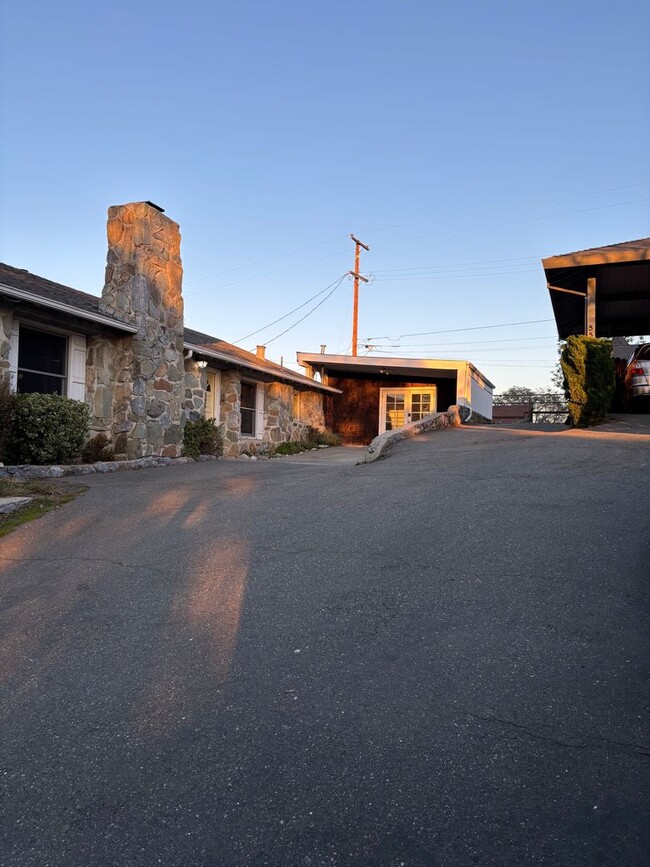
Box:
left=349, top=233, right=370, bottom=356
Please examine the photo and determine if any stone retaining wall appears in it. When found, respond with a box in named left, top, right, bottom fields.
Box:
left=0, top=454, right=215, bottom=481
left=358, top=405, right=461, bottom=464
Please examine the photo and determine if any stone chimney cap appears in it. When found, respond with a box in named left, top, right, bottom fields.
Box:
left=145, top=201, right=165, bottom=213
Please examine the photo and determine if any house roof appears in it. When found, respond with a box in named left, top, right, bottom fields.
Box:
left=0, top=262, right=338, bottom=393
left=184, top=329, right=340, bottom=392
left=296, top=352, right=495, bottom=390
left=0, top=262, right=137, bottom=333
left=541, top=238, right=650, bottom=338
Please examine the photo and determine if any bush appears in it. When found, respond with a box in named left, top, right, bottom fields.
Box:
left=301, top=426, right=342, bottom=447
left=0, top=377, right=16, bottom=463
left=316, top=429, right=343, bottom=446
left=302, top=425, right=321, bottom=447
left=182, top=417, right=224, bottom=459
left=6, top=393, right=90, bottom=464
left=560, top=335, right=615, bottom=427
left=274, top=441, right=304, bottom=455
left=81, top=432, right=115, bottom=463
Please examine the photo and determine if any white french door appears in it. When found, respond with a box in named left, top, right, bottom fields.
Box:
left=379, top=387, right=437, bottom=434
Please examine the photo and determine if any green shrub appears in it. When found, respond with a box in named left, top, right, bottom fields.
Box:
left=0, top=377, right=16, bottom=463
left=560, top=335, right=615, bottom=427
left=6, top=393, right=90, bottom=464
left=182, top=417, right=224, bottom=459
left=274, top=441, right=304, bottom=455
left=81, top=432, right=115, bottom=463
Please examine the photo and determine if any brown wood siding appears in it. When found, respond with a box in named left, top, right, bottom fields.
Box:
left=324, top=374, right=457, bottom=443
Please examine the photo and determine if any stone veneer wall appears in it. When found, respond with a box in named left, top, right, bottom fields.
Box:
left=296, top=390, right=325, bottom=430
left=84, top=332, right=134, bottom=438
left=217, top=374, right=326, bottom=457
left=99, top=202, right=185, bottom=459
left=183, top=358, right=207, bottom=420
left=219, top=371, right=242, bottom=457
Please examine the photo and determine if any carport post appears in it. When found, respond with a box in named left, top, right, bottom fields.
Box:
left=585, top=277, right=596, bottom=337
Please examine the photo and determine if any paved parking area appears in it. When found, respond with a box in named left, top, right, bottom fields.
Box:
left=1, top=422, right=648, bottom=866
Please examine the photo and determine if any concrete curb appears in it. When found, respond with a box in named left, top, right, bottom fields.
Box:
left=357, top=406, right=462, bottom=464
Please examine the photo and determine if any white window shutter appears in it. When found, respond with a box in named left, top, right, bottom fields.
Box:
left=8, top=323, right=19, bottom=391
left=212, top=371, right=221, bottom=424
left=255, top=384, right=265, bottom=438
left=67, top=334, right=87, bottom=401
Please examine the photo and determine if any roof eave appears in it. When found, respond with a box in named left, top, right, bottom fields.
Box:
left=297, top=353, right=495, bottom=390
left=542, top=247, right=650, bottom=271
left=0, top=284, right=138, bottom=333
left=184, top=342, right=341, bottom=393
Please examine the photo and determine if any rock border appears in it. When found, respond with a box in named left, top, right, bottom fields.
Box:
left=0, top=496, right=33, bottom=514
left=357, top=406, right=461, bottom=464
left=0, top=454, right=219, bottom=481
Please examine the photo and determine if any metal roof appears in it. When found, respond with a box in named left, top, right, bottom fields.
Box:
left=542, top=238, right=650, bottom=338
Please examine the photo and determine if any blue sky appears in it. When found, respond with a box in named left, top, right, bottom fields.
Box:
left=1, top=0, right=648, bottom=390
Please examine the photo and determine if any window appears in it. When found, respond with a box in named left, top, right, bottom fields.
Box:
left=292, top=390, right=301, bottom=419
left=240, top=381, right=256, bottom=436
left=17, top=327, right=67, bottom=394
left=9, top=323, right=87, bottom=400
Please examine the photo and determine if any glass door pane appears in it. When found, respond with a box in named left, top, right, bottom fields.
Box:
left=410, top=391, right=433, bottom=422
left=385, top=393, right=405, bottom=430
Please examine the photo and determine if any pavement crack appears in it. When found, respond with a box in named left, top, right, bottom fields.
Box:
left=465, top=711, right=650, bottom=757
left=0, top=555, right=135, bottom=569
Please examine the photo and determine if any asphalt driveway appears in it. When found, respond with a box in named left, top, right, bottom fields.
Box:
left=1, top=423, right=648, bottom=866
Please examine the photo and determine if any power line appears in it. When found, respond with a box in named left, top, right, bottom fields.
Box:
left=185, top=233, right=348, bottom=284
left=263, top=274, right=347, bottom=346
left=371, top=268, right=540, bottom=282
left=367, top=318, right=555, bottom=341
left=359, top=181, right=650, bottom=235
left=366, top=334, right=557, bottom=348
left=183, top=181, right=648, bottom=291
left=185, top=248, right=350, bottom=299
left=373, top=198, right=650, bottom=247
left=234, top=275, right=347, bottom=344
left=371, top=255, right=539, bottom=275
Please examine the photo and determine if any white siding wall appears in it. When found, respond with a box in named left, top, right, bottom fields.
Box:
left=470, top=372, right=493, bottom=419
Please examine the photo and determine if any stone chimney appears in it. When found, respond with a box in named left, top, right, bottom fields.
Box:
left=256, top=345, right=266, bottom=359
left=100, top=201, right=185, bottom=459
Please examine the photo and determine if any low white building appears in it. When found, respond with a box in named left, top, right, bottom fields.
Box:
left=297, top=352, right=494, bottom=443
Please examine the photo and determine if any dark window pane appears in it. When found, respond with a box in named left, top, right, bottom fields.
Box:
left=241, top=407, right=255, bottom=435
left=240, top=382, right=255, bottom=409
left=17, top=371, right=64, bottom=395
left=18, top=327, right=67, bottom=376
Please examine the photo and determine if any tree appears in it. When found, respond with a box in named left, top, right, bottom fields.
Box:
left=493, top=386, right=536, bottom=405
left=493, top=385, right=568, bottom=423
left=560, top=335, right=615, bottom=427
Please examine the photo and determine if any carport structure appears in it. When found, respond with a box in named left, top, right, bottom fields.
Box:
left=543, top=238, right=650, bottom=338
